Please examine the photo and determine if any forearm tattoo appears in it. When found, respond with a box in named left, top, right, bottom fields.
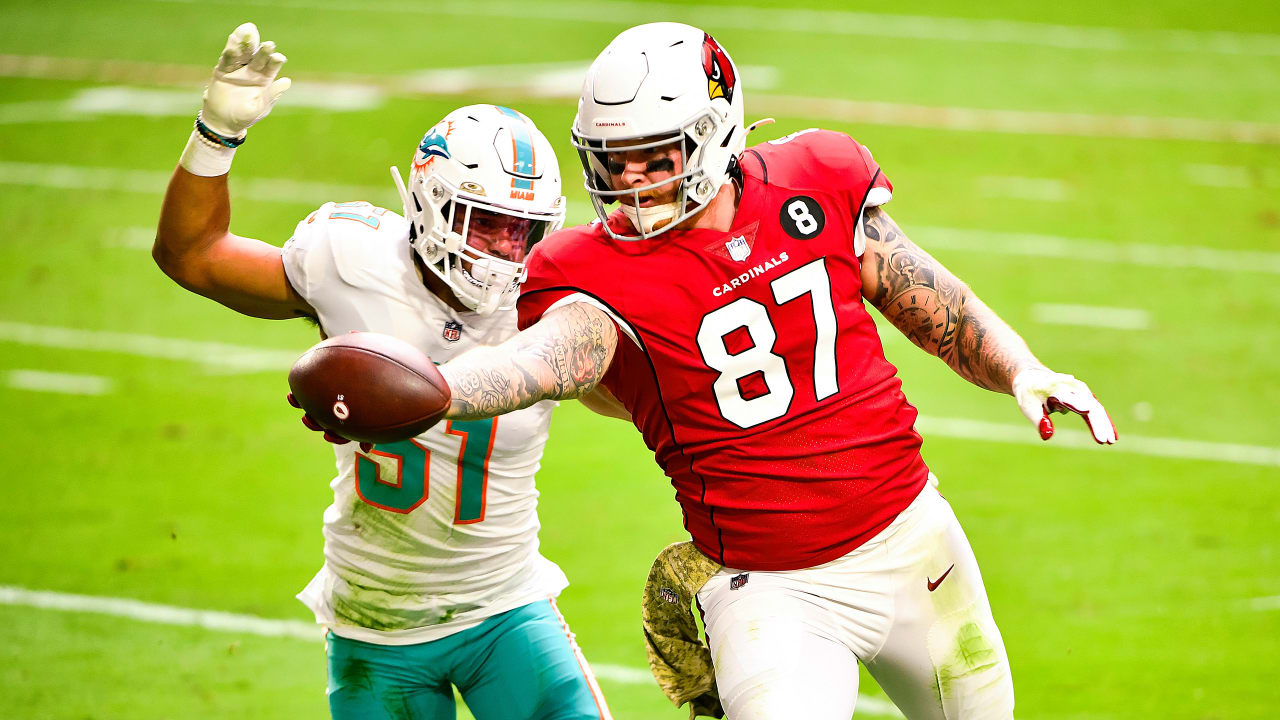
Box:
left=440, top=302, right=618, bottom=419
left=861, top=207, right=1038, bottom=393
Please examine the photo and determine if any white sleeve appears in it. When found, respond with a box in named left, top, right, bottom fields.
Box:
left=853, top=186, right=893, bottom=258
left=282, top=201, right=408, bottom=304
left=281, top=203, right=340, bottom=307
left=281, top=202, right=411, bottom=336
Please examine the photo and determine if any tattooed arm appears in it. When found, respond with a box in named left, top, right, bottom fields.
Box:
left=438, top=302, right=619, bottom=420
left=859, top=206, right=1041, bottom=394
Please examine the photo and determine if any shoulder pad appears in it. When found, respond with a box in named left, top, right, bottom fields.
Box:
left=746, top=129, right=882, bottom=195
left=284, top=202, right=411, bottom=301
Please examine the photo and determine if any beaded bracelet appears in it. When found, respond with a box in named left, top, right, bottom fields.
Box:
left=195, top=114, right=246, bottom=148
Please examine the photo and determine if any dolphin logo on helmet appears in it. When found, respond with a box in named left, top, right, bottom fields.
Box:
left=413, top=122, right=454, bottom=172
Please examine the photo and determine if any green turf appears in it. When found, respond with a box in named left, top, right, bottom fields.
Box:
left=1, top=1, right=1278, bottom=718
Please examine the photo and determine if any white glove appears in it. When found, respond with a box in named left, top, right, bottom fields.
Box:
left=200, top=22, right=290, bottom=140
left=1012, top=367, right=1117, bottom=444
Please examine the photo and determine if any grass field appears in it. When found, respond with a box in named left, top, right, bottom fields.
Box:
left=1, top=1, right=1278, bottom=718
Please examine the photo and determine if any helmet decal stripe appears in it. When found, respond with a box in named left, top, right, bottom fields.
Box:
left=495, top=105, right=536, bottom=192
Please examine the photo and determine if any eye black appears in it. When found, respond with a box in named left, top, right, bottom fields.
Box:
left=646, top=158, right=675, bottom=174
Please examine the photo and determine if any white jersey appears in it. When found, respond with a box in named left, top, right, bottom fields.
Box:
left=282, top=201, right=567, bottom=645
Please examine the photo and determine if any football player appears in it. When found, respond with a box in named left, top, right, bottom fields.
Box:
left=368, top=22, right=1120, bottom=720
left=153, top=23, right=612, bottom=720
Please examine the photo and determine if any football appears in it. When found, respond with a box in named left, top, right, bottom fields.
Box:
left=287, top=332, right=451, bottom=444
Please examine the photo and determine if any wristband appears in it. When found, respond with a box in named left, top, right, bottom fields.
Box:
left=195, top=114, right=246, bottom=148
left=179, top=129, right=237, bottom=177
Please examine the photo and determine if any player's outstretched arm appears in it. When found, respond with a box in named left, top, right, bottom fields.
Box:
left=438, top=303, right=619, bottom=420
left=860, top=207, right=1115, bottom=443
left=153, top=23, right=309, bottom=320
left=860, top=207, right=1037, bottom=393
left=156, top=169, right=311, bottom=319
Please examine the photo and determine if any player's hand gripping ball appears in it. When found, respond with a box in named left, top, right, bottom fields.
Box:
left=287, top=332, right=451, bottom=450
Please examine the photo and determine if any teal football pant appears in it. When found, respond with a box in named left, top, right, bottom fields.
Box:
left=326, top=599, right=611, bottom=720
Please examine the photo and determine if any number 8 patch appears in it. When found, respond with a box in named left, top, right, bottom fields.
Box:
left=779, top=196, right=826, bottom=239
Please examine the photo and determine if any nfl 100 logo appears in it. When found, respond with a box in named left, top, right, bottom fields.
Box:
left=442, top=320, right=463, bottom=342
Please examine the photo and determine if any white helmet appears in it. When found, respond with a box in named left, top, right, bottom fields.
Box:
left=571, top=23, right=744, bottom=241
left=392, top=104, right=566, bottom=314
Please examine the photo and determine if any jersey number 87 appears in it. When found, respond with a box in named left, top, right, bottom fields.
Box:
left=696, top=259, right=838, bottom=428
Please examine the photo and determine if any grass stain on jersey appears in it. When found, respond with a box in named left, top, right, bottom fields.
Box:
left=348, top=491, right=418, bottom=554
left=334, top=592, right=406, bottom=633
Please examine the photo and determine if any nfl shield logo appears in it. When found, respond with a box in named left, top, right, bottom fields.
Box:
left=729, top=573, right=749, bottom=590
left=725, top=235, right=751, bottom=262
left=442, top=320, right=463, bottom=342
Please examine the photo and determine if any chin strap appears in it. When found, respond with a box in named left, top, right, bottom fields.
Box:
left=620, top=201, right=681, bottom=235
left=474, top=293, right=502, bottom=315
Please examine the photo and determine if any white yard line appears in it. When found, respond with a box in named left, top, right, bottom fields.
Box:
left=3, top=320, right=1277, bottom=467
left=978, top=176, right=1071, bottom=202
left=5, top=161, right=1274, bottom=274
left=0, top=161, right=394, bottom=206
left=145, top=0, right=1280, bottom=57
left=3, top=53, right=1279, bottom=145
left=913, top=226, right=1280, bottom=275
left=0, top=99, right=74, bottom=125
left=103, top=227, right=156, bottom=250
left=0, top=586, right=322, bottom=640
left=7, top=369, right=113, bottom=395
left=0, top=321, right=299, bottom=373
left=0, top=585, right=904, bottom=715
left=0, top=160, right=175, bottom=194
left=0, top=85, right=384, bottom=125
left=1030, top=303, right=1150, bottom=330
left=750, top=94, right=1280, bottom=144
left=1185, top=163, right=1253, bottom=189
left=405, top=61, right=779, bottom=97
left=1248, top=596, right=1280, bottom=611
left=1184, top=163, right=1280, bottom=189
left=916, top=416, right=1280, bottom=468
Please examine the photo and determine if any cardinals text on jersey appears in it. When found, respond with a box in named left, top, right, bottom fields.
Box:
left=517, top=131, right=927, bottom=572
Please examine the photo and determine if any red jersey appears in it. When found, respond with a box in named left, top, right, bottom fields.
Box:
left=518, top=130, right=928, bottom=571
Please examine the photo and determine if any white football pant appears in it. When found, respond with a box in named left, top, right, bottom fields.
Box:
left=696, top=478, right=1014, bottom=719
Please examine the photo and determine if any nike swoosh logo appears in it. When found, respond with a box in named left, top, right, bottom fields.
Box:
left=927, top=564, right=955, bottom=592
